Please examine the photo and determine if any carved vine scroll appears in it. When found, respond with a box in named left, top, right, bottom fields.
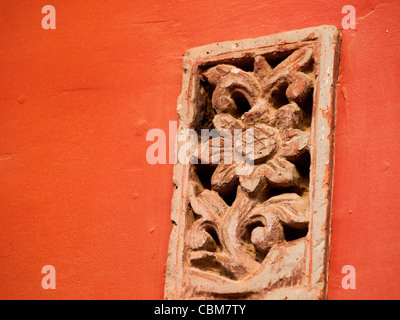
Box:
left=165, top=26, right=341, bottom=300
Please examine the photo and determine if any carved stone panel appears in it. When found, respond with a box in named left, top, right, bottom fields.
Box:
left=165, top=26, right=341, bottom=300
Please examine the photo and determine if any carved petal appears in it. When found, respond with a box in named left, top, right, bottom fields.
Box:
left=241, top=99, right=273, bottom=127
left=238, top=123, right=277, bottom=163
left=264, top=157, right=300, bottom=187
left=239, top=164, right=267, bottom=193
left=281, top=129, right=309, bottom=160
left=240, top=193, right=308, bottom=254
left=213, top=113, right=243, bottom=133
left=275, top=103, right=304, bottom=130
left=197, top=137, right=226, bottom=164
left=211, top=163, right=239, bottom=194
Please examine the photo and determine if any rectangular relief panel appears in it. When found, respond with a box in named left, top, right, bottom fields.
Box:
left=165, top=25, right=341, bottom=300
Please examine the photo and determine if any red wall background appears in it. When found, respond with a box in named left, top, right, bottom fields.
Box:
left=1, top=0, right=399, bottom=299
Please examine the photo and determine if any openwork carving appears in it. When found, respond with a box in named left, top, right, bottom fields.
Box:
left=165, top=26, right=341, bottom=300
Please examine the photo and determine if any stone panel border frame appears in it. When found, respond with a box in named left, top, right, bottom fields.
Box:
left=165, top=25, right=341, bottom=300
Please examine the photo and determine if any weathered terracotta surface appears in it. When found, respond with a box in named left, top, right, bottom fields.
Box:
left=165, top=25, right=341, bottom=300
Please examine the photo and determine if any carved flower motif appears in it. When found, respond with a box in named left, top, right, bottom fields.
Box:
left=198, top=47, right=313, bottom=195
left=187, top=47, right=314, bottom=282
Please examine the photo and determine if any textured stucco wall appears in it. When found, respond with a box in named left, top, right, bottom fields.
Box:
left=0, top=0, right=399, bottom=299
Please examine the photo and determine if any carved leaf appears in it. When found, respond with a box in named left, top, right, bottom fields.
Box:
left=243, top=193, right=308, bottom=238
left=237, top=193, right=307, bottom=256
left=264, top=193, right=308, bottom=224
left=189, top=183, right=228, bottom=220
left=261, top=46, right=314, bottom=95
left=272, top=46, right=313, bottom=74
left=253, top=56, right=273, bottom=81
left=188, top=221, right=219, bottom=251
left=241, top=100, right=273, bottom=127
left=188, top=186, right=227, bottom=253
left=213, top=113, right=243, bottom=133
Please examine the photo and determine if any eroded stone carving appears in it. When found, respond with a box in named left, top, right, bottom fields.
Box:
left=165, top=26, right=341, bottom=300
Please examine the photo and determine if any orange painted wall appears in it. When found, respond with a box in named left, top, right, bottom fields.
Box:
left=1, top=0, right=399, bottom=299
